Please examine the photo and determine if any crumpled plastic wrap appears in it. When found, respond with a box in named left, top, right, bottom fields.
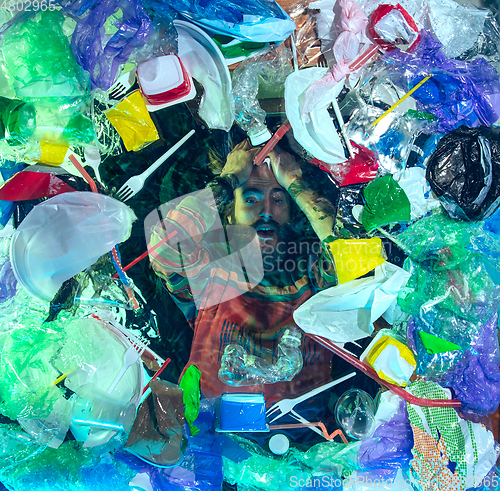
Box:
left=440, top=312, right=500, bottom=417
left=0, top=425, right=135, bottom=491
left=380, top=30, right=500, bottom=132
left=1, top=10, right=91, bottom=103
left=358, top=402, right=414, bottom=472
left=60, top=0, right=156, bottom=90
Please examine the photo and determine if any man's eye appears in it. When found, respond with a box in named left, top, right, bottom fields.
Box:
left=274, top=198, right=283, bottom=203
left=246, top=198, right=258, bottom=204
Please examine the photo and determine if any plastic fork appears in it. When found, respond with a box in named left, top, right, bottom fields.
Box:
left=107, top=337, right=148, bottom=394
left=108, top=69, right=136, bottom=101
left=266, top=371, right=356, bottom=424
left=115, top=129, right=195, bottom=202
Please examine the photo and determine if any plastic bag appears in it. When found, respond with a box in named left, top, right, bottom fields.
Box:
left=218, top=327, right=303, bottom=386
left=9, top=191, right=136, bottom=301
left=167, top=0, right=295, bottom=42
left=405, top=380, right=497, bottom=491
left=125, top=379, right=186, bottom=467
left=361, top=175, right=411, bottom=233
left=1, top=10, right=91, bottom=103
left=380, top=30, right=500, bottom=132
left=326, top=237, right=385, bottom=284
left=62, top=0, right=155, bottom=90
left=426, top=126, right=500, bottom=221
left=294, top=263, right=411, bottom=344
left=440, top=312, right=500, bottom=417
left=105, top=90, right=159, bottom=152
left=233, top=45, right=292, bottom=145
left=358, top=400, right=414, bottom=471
left=285, top=68, right=346, bottom=164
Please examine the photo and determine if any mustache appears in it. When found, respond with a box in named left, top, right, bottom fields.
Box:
left=252, top=219, right=281, bottom=231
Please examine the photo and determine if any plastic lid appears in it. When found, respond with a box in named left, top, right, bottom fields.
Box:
left=249, top=127, right=271, bottom=146
left=269, top=433, right=290, bottom=455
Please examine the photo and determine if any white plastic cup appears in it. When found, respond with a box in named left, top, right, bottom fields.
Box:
left=334, top=389, right=375, bottom=440
left=71, top=384, right=136, bottom=432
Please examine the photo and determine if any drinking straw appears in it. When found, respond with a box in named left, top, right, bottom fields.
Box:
left=142, top=357, right=172, bottom=395
left=372, top=75, right=433, bottom=127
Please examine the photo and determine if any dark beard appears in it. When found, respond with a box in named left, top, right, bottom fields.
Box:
left=259, top=222, right=297, bottom=275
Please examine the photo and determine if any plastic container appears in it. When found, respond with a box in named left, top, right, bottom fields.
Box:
left=218, top=393, right=268, bottom=432
left=335, top=389, right=376, bottom=440
left=72, top=383, right=136, bottom=432
left=137, top=55, right=196, bottom=111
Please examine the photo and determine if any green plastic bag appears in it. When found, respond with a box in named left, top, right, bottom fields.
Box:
left=179, top=365, right=201, bottom=436
left=2, top=10, right=90, bottom=103
left=362, top=174, right=411, bottom=232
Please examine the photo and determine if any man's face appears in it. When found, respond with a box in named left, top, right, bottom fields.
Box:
left=230, top=164, right=291, bottom=250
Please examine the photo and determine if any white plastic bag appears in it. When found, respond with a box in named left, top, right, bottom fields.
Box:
left=10, top=192, right=136, bottom=301
left=293, top=263, right=411, bottom=343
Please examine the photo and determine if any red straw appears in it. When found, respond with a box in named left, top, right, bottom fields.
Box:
left=308, top=333, right=461, bottom=408
left=142, top=357, right=171, bottom=395
left=113, top=230, right=177, bottom=278
left=69, top=154, right=98, bottom=193
left=254, top=121, right=292, bottom=165
left=269, top=422, right=348, bottom=443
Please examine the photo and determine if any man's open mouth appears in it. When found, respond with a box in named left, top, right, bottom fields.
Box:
left=255, top=224, right=277, bottom=240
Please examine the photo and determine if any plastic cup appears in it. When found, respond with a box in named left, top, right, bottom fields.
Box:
left=334, top=389, right=375, bottom=440
left=71, top=384, right=136, bottom=432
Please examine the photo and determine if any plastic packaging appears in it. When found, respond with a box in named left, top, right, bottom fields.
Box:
left=426, top=126, right=500, bottom=221
left=405, top=380, right=497, bottom=491
left=105, top=90, right=159, bottom=152
left=233, top=45, right=292, bottom=145
left=294, top=263, right=411, bottom=344
left=167, top=0, right=295, bottom=43
left=179, top=364, right=201, bottom=436
left=285, top=67, right=347, bottom=164
left=361, top=175, right=411, bottom=232
left=358, top=401, right=413, bottom=471
left=0, top=97, right=36, bottom=145
left=440, top=312, right=500, bottom=417
left=218, top=327, right=303, bottom=386
left=63, top=0, right=156, bottom=91
left=326, top=237, right=386, bottom=284
left=335, top=389, right=376, bottom=440
left=9, top=191, right=136, bottom=301
left=360, top=330, right=416, bottom=387
left=301, top=0, right=368, bottom=116
left=380, top=30, right=500, bottom=132
left=2, top=10, right=91, bottom=103
left=125, top=379, right=186, bottom=467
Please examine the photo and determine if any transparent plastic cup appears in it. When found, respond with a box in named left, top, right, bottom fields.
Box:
left=334, top=388, right=375, bottom=440
left=71, top=384, right=136, bottom=432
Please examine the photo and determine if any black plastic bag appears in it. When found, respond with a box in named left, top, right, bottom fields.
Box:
left=426, top=126, right=500, bottom=220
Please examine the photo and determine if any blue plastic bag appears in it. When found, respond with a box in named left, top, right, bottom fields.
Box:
left=167, top=0, right=295, bottom=42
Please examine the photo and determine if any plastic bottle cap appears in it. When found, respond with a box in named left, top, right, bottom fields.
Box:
left=249, top=127, right=272, bottom=146
left=269, top=433, right=290, bottom=455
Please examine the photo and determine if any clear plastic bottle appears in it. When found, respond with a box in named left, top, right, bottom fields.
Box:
left=218, top=327, right=303, bottom=386
left=232, top=45, right=292, bottom=146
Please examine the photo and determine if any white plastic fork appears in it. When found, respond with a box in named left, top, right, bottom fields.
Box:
left=266, top=371, right=356, bottom=424
left=108, top=69, right=136, bottom=101
left=115, top=129, right=195, bottom=202
left=107, top=338, right=148, bottom=394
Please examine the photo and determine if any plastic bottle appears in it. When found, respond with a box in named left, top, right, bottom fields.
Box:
left=232, top=45, right=292, bottom=146
left=218, top=327, right=303, bottom=386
